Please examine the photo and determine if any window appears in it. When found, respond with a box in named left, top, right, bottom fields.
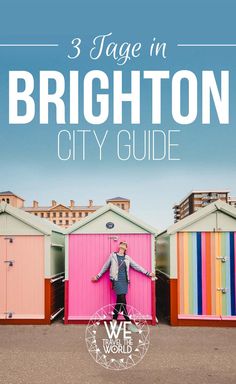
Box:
left=47, top=212, right=50, bottom=218
left=66, top=220, right=69, bottom=225
left=65, top=212, right=69, bottom=217
left=6, top=198, right=10, bottom=203
left=53, top=212, right=56, bottom=218
left=121, top=203, right=125, bottom=209
left=59, top=220, right=62, bottom=225
left=79, top=212, right=82, bottom=217
left=59, top=212, right=62, bottom=218
left=85, top=212, right=88, bottom=216
left=34, top=213, right=38, bottom=216
left=73, top=212, right=76, bottom=217
left=53, top=220, right=56, bottom=224
left=41, top=213, right=44, bottom=217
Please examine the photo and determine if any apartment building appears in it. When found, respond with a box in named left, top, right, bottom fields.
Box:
left=173, top=190, right=231, bottom=222
left=228, top=196, right=236, bottom=208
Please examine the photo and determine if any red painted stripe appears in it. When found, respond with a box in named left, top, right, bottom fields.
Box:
left=205, top=232, right=212, bottom=315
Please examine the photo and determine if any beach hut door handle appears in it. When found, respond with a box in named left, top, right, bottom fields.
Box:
left=4, top=312, right=15, bottom=318
left=216, top=256, right=228, bottom=262
left=4, top=237, right=13, bottom=243
left=4, top=260, right=15, bottom=266
left=217, top=287, right=227, bottom=294
left=108, top=236, right=119, bottom=241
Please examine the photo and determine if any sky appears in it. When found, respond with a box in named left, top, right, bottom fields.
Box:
left=0, top=0, right=236, bottom=231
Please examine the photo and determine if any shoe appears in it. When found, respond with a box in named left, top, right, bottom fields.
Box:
left=128, top=323, right=139, bottom=333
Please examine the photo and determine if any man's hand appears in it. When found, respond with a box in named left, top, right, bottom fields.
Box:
left=149, top=272, right=158, bottom=279
left=91, top=276, right=98, bottom=282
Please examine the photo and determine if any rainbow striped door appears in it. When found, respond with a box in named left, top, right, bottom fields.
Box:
left=177, top=232, right=236, bottom=319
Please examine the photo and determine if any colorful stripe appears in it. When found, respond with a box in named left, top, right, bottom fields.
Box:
left=205, top=232, right=212, bottom=315
left=210, top=232, right=216, bottom=315
left=221, top=233, right=227, bottom=315
left=192, top=233, right=198, bottom=314
left=177, top=232, right=236, bottom=317
left=201, top=232, right=206, bottom=315
left=183, top=232, right=189, bottom=314
left=177, top=232, right=184, bottom=314
left=230, top=233, right=236, bottom=315
left=196, top=232, right=202, bottom=314
left=215, top=233, right=221, bottom=315
left=225, top=232, right=231, bottom=315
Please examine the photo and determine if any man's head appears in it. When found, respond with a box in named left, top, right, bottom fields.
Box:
left=119, top=241, right=128, bottom=251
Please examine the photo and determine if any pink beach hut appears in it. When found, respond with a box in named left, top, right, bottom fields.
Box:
left=64, top=203, right=158, bottom=325
left=0, top=202, right=65, bottom=324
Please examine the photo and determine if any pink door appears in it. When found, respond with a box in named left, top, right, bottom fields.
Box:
left=68, top=233, right=152, bottom=320
left=0, top=236, right=45, bottom=319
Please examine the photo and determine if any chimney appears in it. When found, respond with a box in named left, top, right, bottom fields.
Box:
left=70, top=199, right=75, bottom=208
left=52, top=200, right=57, bottom=207
left=88, top=199, right=93, bottom=208
left=33, top=200, right=38, bottom=208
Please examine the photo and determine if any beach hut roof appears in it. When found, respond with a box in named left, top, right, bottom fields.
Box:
left=166, top=199, right=236, bottom=235
left=0, top=202, right=65, bottom=235
left=66, top=203, right=158, bottom=235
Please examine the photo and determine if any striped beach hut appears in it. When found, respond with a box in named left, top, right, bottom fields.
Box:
left=0, top=202, right=65, bottom=324
left=156, top=199, right=236, bottom=326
